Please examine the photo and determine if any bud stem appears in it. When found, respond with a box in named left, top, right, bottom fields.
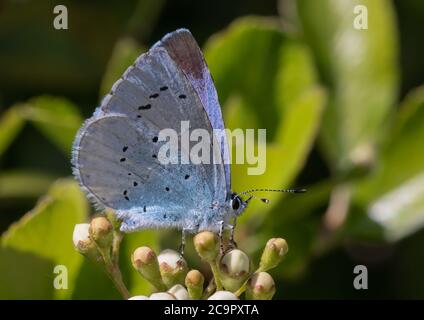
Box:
left=94, top=217, right=130, bottom=300
left=209, top=261, right=223, bottom=291
left=201, top=278, right=216, bottom=299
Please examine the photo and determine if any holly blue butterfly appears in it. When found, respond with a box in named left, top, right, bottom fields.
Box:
left=72, top=29, right=304, bottom=249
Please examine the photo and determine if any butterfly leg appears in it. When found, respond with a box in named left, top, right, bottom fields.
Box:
left=178, top=228, right=187, bottom=257
left=229, top=217, right=238, bottom=249
left=218, top=220, right=225, bottom=255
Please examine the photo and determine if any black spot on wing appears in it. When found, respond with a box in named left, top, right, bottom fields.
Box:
left=178, top=94, right=186, bottom=99
left=160, top=86, right=168, bottom=91
left=149, top=93, right=159, bottom=99
left=138, top=104, right=151, bottom=110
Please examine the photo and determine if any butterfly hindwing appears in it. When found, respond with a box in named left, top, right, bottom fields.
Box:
left=72, top=114, right=213, bottom=231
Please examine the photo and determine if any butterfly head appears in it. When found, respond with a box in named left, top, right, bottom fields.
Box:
left=230, top=193, right=246, bottom=216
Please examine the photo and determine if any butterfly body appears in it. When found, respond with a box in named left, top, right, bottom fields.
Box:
left=72, top=29, right=245, bottom=233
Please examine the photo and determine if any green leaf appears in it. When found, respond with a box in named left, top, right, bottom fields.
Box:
left=297, top=0, right=399, bottom=174
left=19, top=96, right=83, bottom=155
left=0, top=170, right=54, bottom=199
left=352, top=85, right=424, bottom=241
left=204, top=17, right=324, bottom=221
left=100, top=37, right=144, bottom=98
left=0, top=106, right=25, bottom=157
left=205, top=17, right=287, bottom=139
left=0, top=247, right=55, bottom=299
left=0, top=179, right=89, bottom=299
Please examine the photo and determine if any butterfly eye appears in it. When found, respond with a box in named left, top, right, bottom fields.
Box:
left=231, top=196, right=241, bottom=211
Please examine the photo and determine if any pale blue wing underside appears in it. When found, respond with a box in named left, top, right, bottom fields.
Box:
left=73, top=114, right=214, bottom=231
left=72, top=33, right=230, bottom=232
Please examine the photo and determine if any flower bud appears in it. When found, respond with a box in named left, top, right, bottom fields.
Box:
left=259, top=238, right=288, bottom=272
left=132, top=246, right=166, bottom=291
left=246, top=272, right=276, bottom=300
left=149, top=292, right=176, bottom=300
left=73, top=223, right=91, bottom=251
left=157, top=249, right=188, bottom=288
left=193, top=231, right=219, bottom=262
left=73, top=224, right=102, bottom=262
left=208, top=291, right=239, bottom=300
left=89, top=216, right=113, bottom=249
left=168, top=284, right=189, bottom=300
left=185, top=269, right=204, bottom=300
left=128, top=295, right=149, bottom=300
left=219, top=249, right=251, bottom=292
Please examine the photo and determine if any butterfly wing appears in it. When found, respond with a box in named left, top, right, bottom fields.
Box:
left=73, top=114, right=211, bottom=231
left=72, top=31, right=229, bottom=232
left=153, top=29, right=231, bottom=197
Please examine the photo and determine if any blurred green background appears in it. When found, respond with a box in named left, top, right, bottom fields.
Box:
left=1, top=0, right=424, bottom=299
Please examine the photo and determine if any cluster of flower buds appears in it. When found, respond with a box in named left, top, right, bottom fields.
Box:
left=73, top=216, right=288, bottom=300
left=73, top=215, right=130, bottom=299
left=73, top=216, right=114, bottom=263
left=128, top=231, right=289, bottom=300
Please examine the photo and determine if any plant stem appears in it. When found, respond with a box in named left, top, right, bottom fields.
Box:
left=100, top=248, right=130, bottom=299
left=209, top=260, right=223, bottom=291
left=235, top=267, right=264, bottom=297
left=202, top=278, right=216, bottom=299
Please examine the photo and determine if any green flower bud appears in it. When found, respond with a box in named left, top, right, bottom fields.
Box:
left=208, top=290, right=239, bottom=300
left=259, top=238, right=288, bottom=272
left=72, top=223, right=102, bottom=262
left=157, top=249, right=188, bottom=288
left=89, top=216, right=113, bottom=249
left=149, top=292, right=176, bottom=300
left=219, top=249, right=251, bottom=292
left=132, top=246, right=166, bottom=291
left=185, top=269, right=204, bottom=299
left=193, top=231, right=219, bottom=262
left=128, top=295, right=149, bottom=300
left=168, top=284, right=189, bottom=300
left=246, top=272, right=276, bottom=300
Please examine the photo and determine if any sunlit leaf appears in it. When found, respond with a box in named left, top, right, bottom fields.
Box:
left=0, top=170, right=54, bottom=199
left=297, top=0, right=399, bottom=174
left=0, top=106, right=25, bottom=157
left=352, top=85, right=424, bottom=241
left=204, top=18, right=324, bottom=222
left=0, top=179, right=88, bottom=299
left=19, top=96, right=83, bottom=155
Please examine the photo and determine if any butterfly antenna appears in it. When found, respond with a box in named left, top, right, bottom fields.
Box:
left=238, top=188, right=306, bottom=204
left=239, top=188, right=306, bottom=195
